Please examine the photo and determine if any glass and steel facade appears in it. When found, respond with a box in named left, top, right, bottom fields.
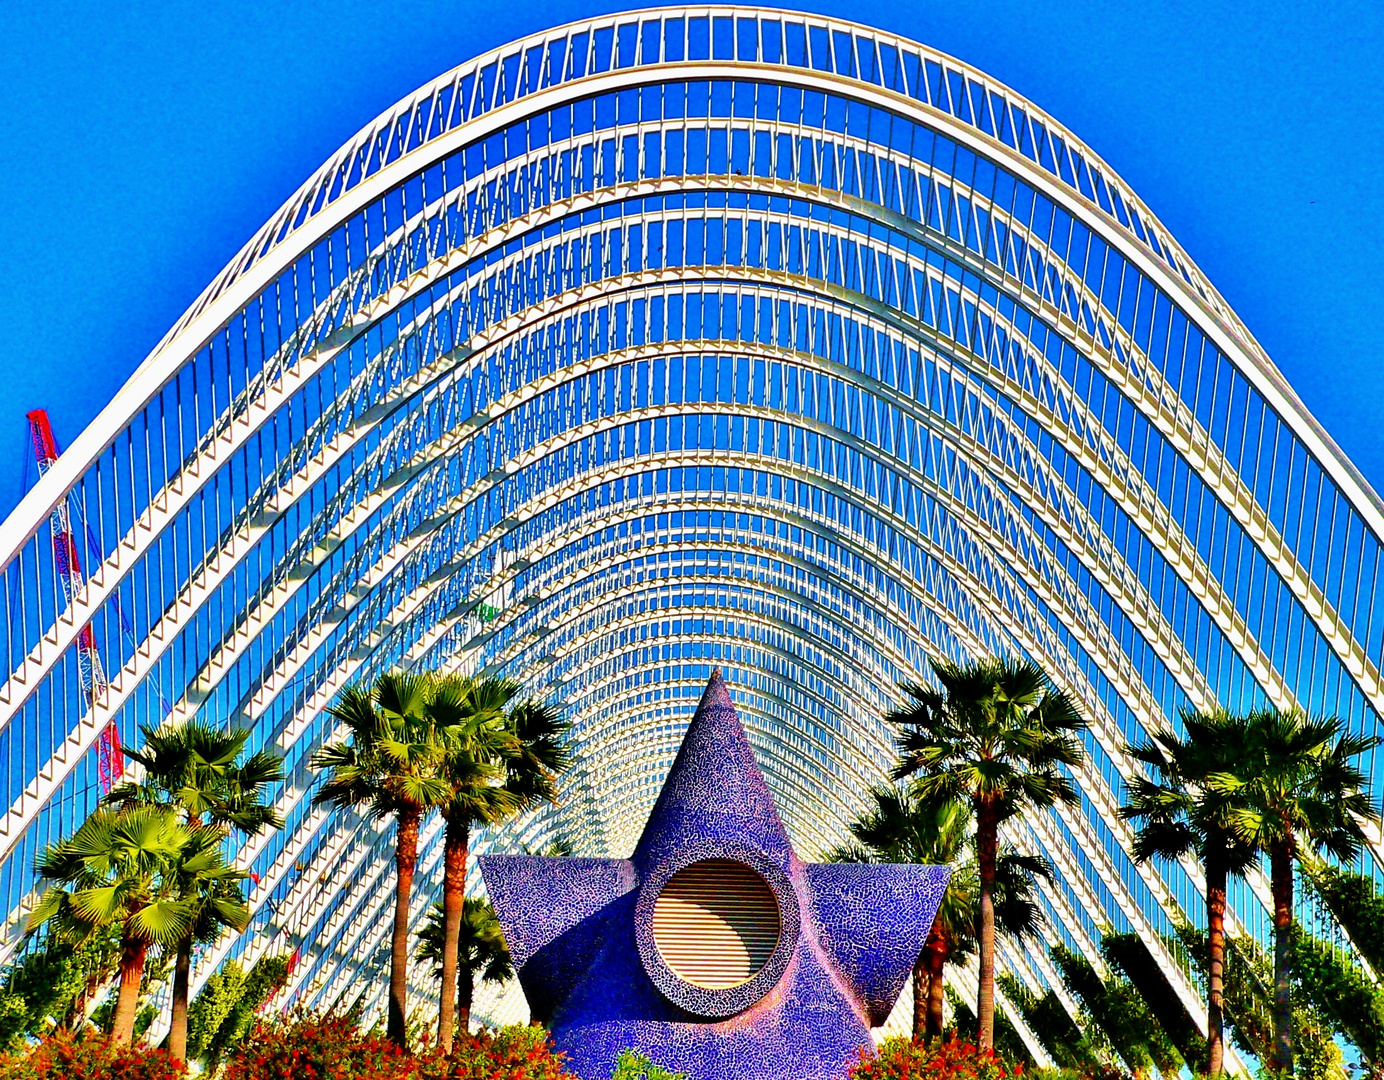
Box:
left=1, top=5, right=1381, bottom=1056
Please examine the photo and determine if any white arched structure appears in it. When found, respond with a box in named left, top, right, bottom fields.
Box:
left=1, top=7, right=1381, bottom=1059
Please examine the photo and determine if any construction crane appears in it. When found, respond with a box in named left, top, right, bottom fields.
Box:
left=26, top=409, right=123, bottom=793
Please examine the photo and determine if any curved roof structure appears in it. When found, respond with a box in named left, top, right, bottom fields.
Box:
left=2, top=6, right=1382, bottom=1055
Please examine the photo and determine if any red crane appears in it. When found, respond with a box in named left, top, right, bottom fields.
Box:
left=26, top=409, right=123, bottom=793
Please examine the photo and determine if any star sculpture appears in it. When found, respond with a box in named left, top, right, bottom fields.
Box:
left=480, top=670, right=950, bottom=1080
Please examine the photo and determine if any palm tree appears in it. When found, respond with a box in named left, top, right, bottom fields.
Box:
left=166, top=825, right=252, bottom=1031
left=1209, top=707, right=1379, bottom=1075
left=417, top=897, right=513, bottom=1033
left=889, top=656, right=1085, bottom=1049
left=29, top=806, right=194, bottom=1042
left=1120, top=708, right=1256, bottom=1076
left=105, top=719, right=283, bottom=1061
left=428, top=674, right=520, bottom=1050
left=428, top=677, right=570, bottom=1050
left=827, top=788, right=1050, bottom=1040
left=107, top=718, right=284, bottom=834
left=311, top=672, right=450, bottom=1049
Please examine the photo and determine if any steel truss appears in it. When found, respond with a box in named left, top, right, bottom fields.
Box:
left=1, top=8, right=1381, bottom=1064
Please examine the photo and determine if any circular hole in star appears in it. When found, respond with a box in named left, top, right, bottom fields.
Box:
left=651, top=858, right=782, bottom=989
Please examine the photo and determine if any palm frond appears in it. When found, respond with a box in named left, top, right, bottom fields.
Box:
left=887, top=655, right=1089, bottom=815
left=1216, top=707, right=1380, bottom=863
left=128, top=898, right=196, bottom=946
left=415, top=897, right=512, bottom=988
left=822, top=843, right=876, bottom=863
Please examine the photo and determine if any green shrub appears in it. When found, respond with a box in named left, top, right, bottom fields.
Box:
left=0, top=941, right=89, bottom=1047
left=1028, top=1069, right=1130, bottom=1080
left=0, top=1029, right=187, bottom=1080
left=188, top=954, right=292, bottom=1068
left=608, top=1048, right=686, bottom=1080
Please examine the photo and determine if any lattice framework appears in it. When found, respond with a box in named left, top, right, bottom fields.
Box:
left=1, top=7, right=1382, bottom=1060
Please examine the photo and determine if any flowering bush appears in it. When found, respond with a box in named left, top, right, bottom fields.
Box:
left=220, top=1013, right=574, bottom=1080
left=418, top=1026, right=572, bottom=1080
left=222, top=1009, right=416, bottom=1080
left=0, top=1030, right=188, bottom=1080
left=851, top=1036, right=1023, bottom=1080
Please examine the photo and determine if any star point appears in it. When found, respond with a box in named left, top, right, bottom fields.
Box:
left=481, top=671, right=949, bottom=1080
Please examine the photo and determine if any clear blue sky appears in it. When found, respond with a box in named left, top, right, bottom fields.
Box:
left=1, top=0, right=1380, bottom=515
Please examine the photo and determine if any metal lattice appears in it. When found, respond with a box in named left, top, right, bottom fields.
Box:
left=0, top=8, right=1381, bottom=1060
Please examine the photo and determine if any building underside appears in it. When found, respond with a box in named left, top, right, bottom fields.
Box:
left=1, top=6, right=1382, bottom=1063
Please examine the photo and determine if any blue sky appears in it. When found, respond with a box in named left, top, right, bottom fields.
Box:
left=1, top=0, right=1380, bottom=514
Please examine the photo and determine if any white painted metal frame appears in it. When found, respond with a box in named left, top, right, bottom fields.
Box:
left=1, top=7, right=1381, bottom=1063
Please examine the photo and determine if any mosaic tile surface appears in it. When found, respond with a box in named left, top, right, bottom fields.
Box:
left=480, top=671, right=950, bottom=1080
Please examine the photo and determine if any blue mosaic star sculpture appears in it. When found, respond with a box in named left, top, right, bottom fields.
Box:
left=480, top=671, right=951, bottom=1080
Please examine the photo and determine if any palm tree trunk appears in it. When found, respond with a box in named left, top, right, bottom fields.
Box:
left=170, top=809, right=202, bottom=1059
left=110, top=933, right=148, bottom=1043
left=915, top=922, right=949, bottom=1041
left=975, top=795, right=999, bottom=1049
left=911, top=953, right=927, bottom=1041
left=438, top=813, right=469, bottom=1051
left=458, top=965, right=473, bottom=1034
left=1269, top=838, right=1295, bottom=1075
left=924, top=929, right=948, bottom=1042
left=388, top=803, right=422, bottom=1050
left=167, top=937, right=193, bottom=1061
left=1205, top=844, right=1227, bottom=1077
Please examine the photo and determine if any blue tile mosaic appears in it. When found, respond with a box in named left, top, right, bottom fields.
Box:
left=481, top=670, right=950, bottom=1080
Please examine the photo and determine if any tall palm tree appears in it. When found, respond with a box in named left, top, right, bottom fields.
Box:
left=311, top=672, right=450, bottom=1049
left=166, top=825, right=252, bottom=1019
left=417, top=897, right=514, bottom=1033
left=29, top=806, right=194, bottom=1042
left=827, top=788, right=1050, bottom=1040
left=107, top=719, right=284, bottom=834
left=889, top=656, right=1085, bottom=1049
left=1209, top=707, right=1379, bottom=1075
left=428, top=677, right=569, bottom=1050
left=428, top=674, right=518, bottom=1049
left=1120, top=708, right=1257, bottom=1076
left=143, top=827, right=253, bottom=1050
left=105, top=719, right=283, bottom=1061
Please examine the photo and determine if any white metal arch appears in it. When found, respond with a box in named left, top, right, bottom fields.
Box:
left=2, top=7, right=1382, bottom=1061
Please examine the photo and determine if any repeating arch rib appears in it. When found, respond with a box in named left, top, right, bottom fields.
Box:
left=1, top=8, right=1381, bottom=1055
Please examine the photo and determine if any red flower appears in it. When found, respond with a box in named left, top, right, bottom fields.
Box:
left=850, top=1035, right=1026, bottom=1080
left=214, top=1010, right=575, bottom=1080
left=0, top=1030, right=189, bottom=1080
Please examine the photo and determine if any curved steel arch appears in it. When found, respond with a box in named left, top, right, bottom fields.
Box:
left=0, top=7, right=1379, bottom=1058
